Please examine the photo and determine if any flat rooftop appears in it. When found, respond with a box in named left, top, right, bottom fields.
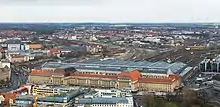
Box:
left=77, top=97, right=129, bottom=104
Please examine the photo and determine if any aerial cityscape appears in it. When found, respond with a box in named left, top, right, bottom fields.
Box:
left=1, top=0, right=220, bottom=107
left=0, top=23, right=218, bottom=107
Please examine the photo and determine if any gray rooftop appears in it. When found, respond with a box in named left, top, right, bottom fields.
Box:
left=77, top=97, right=128, bottom=104
left=43, top=59, right=189, bottom=75
left=5, top=39, right=22, bottom=44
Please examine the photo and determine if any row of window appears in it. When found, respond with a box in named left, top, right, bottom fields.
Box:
left=91, top=104, right=133, bottom=107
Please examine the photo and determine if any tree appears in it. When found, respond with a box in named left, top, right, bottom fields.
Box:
left=141, top=94, right=160, bottom=107
left=182, top=89, right=198, bottom=107
left=5, top=77, right=9, bottom=83
left=165, top=102, right=178, bottom=107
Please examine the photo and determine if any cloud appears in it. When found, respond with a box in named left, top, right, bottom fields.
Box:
left=0, top=0, right=220, bottom=22
left=0, top=0, right=107, bottom=6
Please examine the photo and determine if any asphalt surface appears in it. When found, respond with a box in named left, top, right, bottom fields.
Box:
left=0, top=65, right=29, bottom=92
left=133, top=95, right=144, bottom=107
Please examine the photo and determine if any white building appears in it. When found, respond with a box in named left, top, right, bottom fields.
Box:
left=76, top=97, right=133, bottom=107
left=5, top=39, right=22, bottom=51
left=144, top=37, right=161, bottom=43
left=0, top=61, right=10, bottom=69
left=76, top=88, right=133, bottom=107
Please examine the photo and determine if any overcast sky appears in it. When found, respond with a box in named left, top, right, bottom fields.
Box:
left=0, top=0, right=220, bottom=23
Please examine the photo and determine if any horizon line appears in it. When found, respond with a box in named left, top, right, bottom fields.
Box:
left=0, top=21, right=219, bottom=24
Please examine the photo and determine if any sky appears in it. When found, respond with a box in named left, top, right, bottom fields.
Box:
left=0, top=0, right=220, bottom=23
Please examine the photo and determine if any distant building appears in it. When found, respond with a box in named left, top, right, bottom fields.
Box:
left=8, top=54, right=26, bottom=62
left=5, top=39, right=23, bottom=51
left=86, top=44, right=103, bottom=54
left=25, top=43, right=42, bottom=50
left=89, top=35, right=98, bottom=41
left=5, top=50, right=42, bottom=63
left=199, top=56, right=220, bottom=73
left=58, top=45, right=87, bottom=57
left=187, top=45, right=206, bottom=50
left=0, top=61, right=10, bottom=69
left=76, top=97, right=133, bottom=107
left=46, top=49, right=61, bottom=57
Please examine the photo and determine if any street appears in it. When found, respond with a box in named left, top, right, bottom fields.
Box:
left=0, top=64, right=29, bottom=92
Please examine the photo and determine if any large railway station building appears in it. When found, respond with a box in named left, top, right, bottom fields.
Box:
left=28, top=59, right=193, bottom=92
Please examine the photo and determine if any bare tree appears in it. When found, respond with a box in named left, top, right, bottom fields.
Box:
left=182, top=89, right=198, bottom=106
left=141, top=94, right=158, bottom=107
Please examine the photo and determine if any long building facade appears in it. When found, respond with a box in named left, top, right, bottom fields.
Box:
left=28, top=69, right=181, bottom=92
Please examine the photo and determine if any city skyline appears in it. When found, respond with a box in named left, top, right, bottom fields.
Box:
left=0, top=0, right=220, bottom=23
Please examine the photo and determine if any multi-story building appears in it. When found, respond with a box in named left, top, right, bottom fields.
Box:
left=86, top=44, right=103, bottom=54
left=28, top=69, right=181, bottom=92
left=32, top=84, right=80, bottom=96
left=14, top=85, right=86, bottom=107
left=5, top=39, right=23, bottom=51
left=25, top=43, right=42, bottom=50
left=75, top=88, right=133, bottom=107
left=199, top=56, right=220, bottom=73
left=76, top=97, right=133, bottom=107
left=84, top=88, right=132, bottom=98
left=5, top=50, right=44, bottom=63
left=6, top=53, right=34, bottom=63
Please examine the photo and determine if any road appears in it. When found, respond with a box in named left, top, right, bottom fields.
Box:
left=133, top=95, right=144, bottom=107
left=0, top=65, right=29, bottom=92
left=0, top=68, right=19, bottom=92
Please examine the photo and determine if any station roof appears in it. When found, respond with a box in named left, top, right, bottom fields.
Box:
left=179, top=67, right=193, bottom=77
left=43, top=59, right=189, bottom=74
